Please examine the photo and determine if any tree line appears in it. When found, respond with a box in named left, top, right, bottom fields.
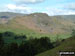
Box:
left=0, top=30, right=75, bottom=56
left=0, top=31, right=54, bottom=56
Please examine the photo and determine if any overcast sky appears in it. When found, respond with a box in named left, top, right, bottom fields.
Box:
left=0, top=0, right=75, bottom=16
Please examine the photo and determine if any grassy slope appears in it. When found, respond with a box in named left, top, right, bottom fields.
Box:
left=0, top=13, right=72, bottom=42
left=0, top=23, right=71, bottom=42
left=36, top=37, right=75, bottom=56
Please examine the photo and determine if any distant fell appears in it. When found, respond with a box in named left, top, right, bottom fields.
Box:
left=0, top=12, right=75, bottom=34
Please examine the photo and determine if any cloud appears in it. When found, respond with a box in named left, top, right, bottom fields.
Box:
left=2, top=4, right=75, bottom=16
left=1, top=2, right=75, bottom=16
left=0, top=4, right=44, bottom=14
left=44, top=8, right=75, bottom=16
left=12, top=0, right=45, bottom=4
left=64, top=3, right=75, bottom=10
left=5, top=4, right=33, bottom=14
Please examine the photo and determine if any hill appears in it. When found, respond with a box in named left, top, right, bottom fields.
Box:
left=36, top=37, right=75, bottom=56
left=5, top=12, right=75, bottom=34
left=0, top=12, right=24, bottom=18
left=0, top=12, right=25, bottom=24
left=0, top=12, right=75, bottom=41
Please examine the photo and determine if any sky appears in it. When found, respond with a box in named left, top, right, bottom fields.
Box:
left=0, top=0, right=75, bottom=16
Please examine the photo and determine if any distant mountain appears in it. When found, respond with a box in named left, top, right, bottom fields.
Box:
left=54, top=15, right=75, bottom=22
left=0, top=12, right=25, bottom=24
left=0, top=12, right=25, bottom=19
left=0, top=12, right=75, bottom=34
left=0, top=16, right=9, bottom=19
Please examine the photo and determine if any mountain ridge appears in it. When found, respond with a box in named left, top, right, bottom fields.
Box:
left=0, top=12, right=75, bottom=34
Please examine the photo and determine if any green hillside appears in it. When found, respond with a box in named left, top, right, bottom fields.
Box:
left=0, top=12, right=75, bottom=43
left=0, top=12, right=75, bottom=56
left=36, top=37, right=75, bottom=56
left=0, top=12, right=75, bottom=35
